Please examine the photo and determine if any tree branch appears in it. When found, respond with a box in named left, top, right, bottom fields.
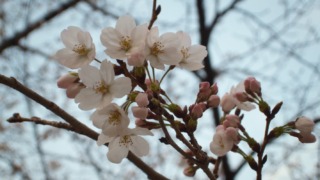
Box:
left=83, top=0, right=118, bottom=18
left=7, top=114, right=74, bottom=131
left=0, top=0, right=81, bottom=54
left=0, top=74, right=168, bottom=180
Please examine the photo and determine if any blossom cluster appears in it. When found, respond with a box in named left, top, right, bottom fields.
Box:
left=54, top=14, right=316, bottom=173
left=54, top=15, right=207, bottom=163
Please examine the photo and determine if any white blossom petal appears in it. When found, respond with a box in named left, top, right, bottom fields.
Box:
left=116, top=15, right=136, bottom=36
left=78, top=65, right=101, bottom=87
left=107, top=137, right=129, bottom=163
left=75, top=88, right=102, bottom=110
left=100, top=61, right=115, bottom=84
left=130, top=136, right=150, bottom=157
left=110, top=77, right=132, bottom=98
left=97, top=133, right=114, bottom=146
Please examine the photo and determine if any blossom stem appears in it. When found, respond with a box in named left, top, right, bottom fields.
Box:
left=256, top=113, right=274, bottom=180
left=145, top=66, right=152, bottom=82
left=159, top=65, right=174, bottom=85
left=148, top=0, right=159, bottom=30
left=94, top=58, right=101, bottom=63
left=152, top=67, right=156, bottom=82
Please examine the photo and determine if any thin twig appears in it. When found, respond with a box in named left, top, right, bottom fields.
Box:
left=7, top=113, right=74, bottom=131
left=0, top=0, right=81, bottom=54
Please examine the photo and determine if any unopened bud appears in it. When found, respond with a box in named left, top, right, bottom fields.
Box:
left=207, top=95, right=220, bottom=108
left=132, top=107, right=148, bottom=119
left=210, top=83, right=218, bottom=95
left=244, top=77, right=261, bottom=96
left=191, top=103, right=206, bottom=119
left=271, top=101, right=283, bottom=116
left=197, top=82, right=211, bottom=102
left=135, top=93, right=149, bottom=107
left=234, top=92, right=249, bottom=102
left=223, top=115, right=240, bottom=128
left=221, top=93, right=236, bottom=113
left=57, top=73, right=78, bottom=89
left=66, top=83, right=84, bottom=98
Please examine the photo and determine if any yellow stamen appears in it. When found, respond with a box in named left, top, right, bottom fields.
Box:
left=108, top=110, right=122, bottom=125
left=120, top=36, right=132, bottom=51
left=119, top=135, right=133, bottom=147
left=94, top=82, right=109, bottom=94
left=73, top=44, right=88, bottom=55
left=151, top=42, right=164, bottom=56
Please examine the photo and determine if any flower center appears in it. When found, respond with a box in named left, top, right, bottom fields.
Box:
left=94, top=81, right=109, bottom=94
left=119, top=135, right=133, bottom=148
left=120, top=36, right=132, bottom=51
left=108, top=110, right=122, bottom=125
left=150, top=42, right=164, bottom=56
left=180, top=47, right=190, bottom=61
left=73, top=44, right=88, bottom=55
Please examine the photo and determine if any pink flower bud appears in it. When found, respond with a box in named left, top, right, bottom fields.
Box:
left=220, top=93, right=235, bottom=113
left=295, top=117, right=315, bottom=135
left=225, top=127, right=239, bottom=144
left=244, top=77, right=261, bottom=95
left=210, top=83, right=218, bottom=95
left=298, top=133, right=316, bottom=143
left=191, top=103, right=204, bottom=119
left=223, top=115, right=240, bottom=128
left=132, top=106, right=148, bottom=119
left=210, top=125, right=234, bottom=156
left=199, top=81, right=210, bottom=90
left=57, top=73, right=78, bottom=89
left=234, top=92, right=249, bottom=102
left=207, top=95, right=220, bottom=108
left=135, top=119, right=147, bottom=127
left=66, top=83, right=84, bottom=98
left=135, top=93, right=149, bottom=107
left=197, top=82, right=211, bottom=102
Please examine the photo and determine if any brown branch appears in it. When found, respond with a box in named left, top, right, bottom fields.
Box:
left=0, top=74, right=168, bottom=180
left=208, top=0, right=243, bottom=31
left=0, top=0, right=81, bottom=54
left=7, top=113, right=74, bottom=131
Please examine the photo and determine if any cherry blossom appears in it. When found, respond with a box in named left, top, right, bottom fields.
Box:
left=210, top=125, right=238, bottom=156
left=75, top=60, right=131, bottom=110
left=176, top=31, right=207, bottom=71
left=221, top=81, right=256, bottom=112
left=230, top=81, right=255, bottom=111
left=97, top=127, right=153, bottom=163
left=100, top=15, right=148, bottom=65
left=145, top=27, right=181, bottom=69
left=91, top=103, right=130, bottom=136
left=54, top=26, right=95, bottom=69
